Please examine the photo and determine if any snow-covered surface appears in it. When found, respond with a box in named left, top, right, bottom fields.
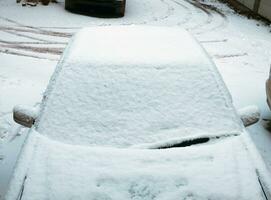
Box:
left=238, top=105, right=260, bottom=126
left=0, top=54, right=55, bottom=140
left=1, top=0, right=271, bottom=198
left=35, top=26, right=242, bottom=147
left=5, top=27, right=271, bottom=200
left=0, top=127, right=28, bottom=200
left=13, top=105, right=40, bottom=120
left=4, top=130, right=267, bottom=200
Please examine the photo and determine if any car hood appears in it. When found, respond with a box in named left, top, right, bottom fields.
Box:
left=5, top=130, right=264, bottom=200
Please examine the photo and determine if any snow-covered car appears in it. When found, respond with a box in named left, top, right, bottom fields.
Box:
left=2, top=26, right=271, bottom=200
left=65, top=0, right=126, bottom=17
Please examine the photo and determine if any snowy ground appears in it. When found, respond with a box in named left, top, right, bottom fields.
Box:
left=0, top=0, right=271, bottom=170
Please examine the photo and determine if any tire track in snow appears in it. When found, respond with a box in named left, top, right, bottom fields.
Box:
left=213, top=53, right=248, bottom=59
left=186, top=0, right=214, bottom=31
left=0, top=0, right=175, bottom=59
left=0, top=29, right=55, bottom=43
left=192, top=1, right=228, bottom=34
left=170, top=0, right=228, bottom=34
left=0, top=39, right=67, bottom=45
left=169, top=0, right=193, bottom=26
left=0, top=16, right=73, bottom=38
left=0, top=0, right=229, bottom=60
left=0, top=43, right=63, bottom=55
left=0, top=49, right=59, bottom=60
left=0, top=16, right=70, bottom=59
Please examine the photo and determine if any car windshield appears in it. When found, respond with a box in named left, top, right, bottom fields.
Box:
left=36, top=27, right=242, bottom=147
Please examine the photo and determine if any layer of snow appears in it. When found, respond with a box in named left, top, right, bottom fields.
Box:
left=1, top=0, right=271, bottom=197
left=5, top=130, right=266, bottom=200
left=0, top=54, right=55, bottom=140
left=1, top=0, right=271, bottom=165
left=238, top=105, right=260, bottom=127
left=13, top=105, right=40, bottom=120
left=36, top=26, right=242, bottom=147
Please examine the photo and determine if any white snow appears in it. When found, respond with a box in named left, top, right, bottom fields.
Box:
left=0, top=54, right=55, bottom=140
left=35, top=26, right=242, bottom=147
left=13, top=105, right=40, bottom=120
left=238, top=105, right=260, bottom=127
left=4, top=130, right=267, bottom=200
left=1, top=0, right=271, bottom=198
left=4, top=26, right=271, bottom=200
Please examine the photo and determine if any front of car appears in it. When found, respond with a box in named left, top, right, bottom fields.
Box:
left=4, top=26, right=271, bottom=200
left=5, top=129, right=269, bottom=200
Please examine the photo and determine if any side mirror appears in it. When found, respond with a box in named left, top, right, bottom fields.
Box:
left=238, top=105, right=260, bottom=127
left=13, top=105, right=38, bottom=128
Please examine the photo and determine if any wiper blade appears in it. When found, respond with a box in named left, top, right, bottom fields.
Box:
left=131, top=133, right=239, bottom=149
left=157, top=137, right=210, bottom=149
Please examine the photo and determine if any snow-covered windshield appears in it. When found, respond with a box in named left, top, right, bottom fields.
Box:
left=36, top=26, right=242, bottom=147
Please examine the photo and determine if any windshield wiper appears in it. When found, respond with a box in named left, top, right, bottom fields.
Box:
left=132, top=133, right=240, bottom=149
left=157, top=137, right=210, bottom=149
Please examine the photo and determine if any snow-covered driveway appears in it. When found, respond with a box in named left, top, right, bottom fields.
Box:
left=0, top=0, right=271, bottom=169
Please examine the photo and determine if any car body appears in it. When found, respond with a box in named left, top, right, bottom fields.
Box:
left=65, top=0, right=126, bottom=17
left=266, top=67, right=271, bottom=109
left=2, top=26, right=271, bottom=200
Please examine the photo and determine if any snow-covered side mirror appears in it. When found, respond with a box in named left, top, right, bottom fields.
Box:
left=13, top=105, right=39, bottom=128
left=238, top=105, right=260, bottom=127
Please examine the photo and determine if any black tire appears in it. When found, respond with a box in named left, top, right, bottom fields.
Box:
left=41, top=0, right=50, bottom=5
left=65, top=0, right=73, bottom=11
left=115, top=0, right=126, bottom=17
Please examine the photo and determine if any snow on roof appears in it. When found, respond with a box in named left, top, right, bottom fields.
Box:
left=36, top=26, right=242, bottom=147
left=5, top=131, right=263, bottom=200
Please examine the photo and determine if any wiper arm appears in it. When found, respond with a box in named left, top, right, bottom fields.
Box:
left=132, top=133, right=239, bottom=149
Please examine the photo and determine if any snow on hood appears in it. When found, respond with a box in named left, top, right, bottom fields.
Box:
left=36, top=26, right=242, bottom=147
left=5, top=130, right=263, bottom=200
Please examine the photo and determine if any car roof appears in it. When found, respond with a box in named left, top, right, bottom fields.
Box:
left=36, top=26, right=242, bottom=147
